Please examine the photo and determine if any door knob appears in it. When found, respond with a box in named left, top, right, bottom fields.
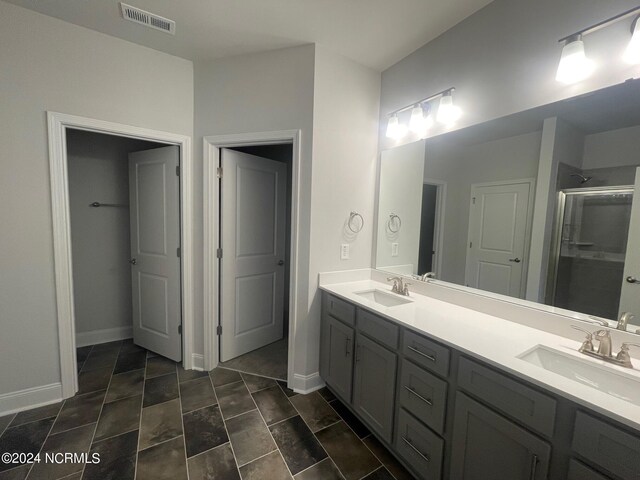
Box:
left=626, top=276, right=638, bottom=284
left=278, top=260, right=285, bottom=266
left=129, top=258, right=137, bottom=265
left=509, top=258, right=521, bottom=263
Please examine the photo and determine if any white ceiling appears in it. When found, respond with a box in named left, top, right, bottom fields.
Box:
left=4, top=0, right=493, bottom=71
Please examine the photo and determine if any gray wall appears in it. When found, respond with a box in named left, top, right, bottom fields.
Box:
left=0, top=1, right=193, bottom=396
left=67, top=130, right=160, bottom=341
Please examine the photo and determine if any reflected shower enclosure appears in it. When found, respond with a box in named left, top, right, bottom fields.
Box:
left=549, top=187, right=634, bottom=319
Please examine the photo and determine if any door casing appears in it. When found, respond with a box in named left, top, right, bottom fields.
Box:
left=47, top=111, right=194, bottom=399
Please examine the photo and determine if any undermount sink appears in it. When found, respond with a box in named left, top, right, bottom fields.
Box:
left=518, top=345, right=640, bottom=406
left=354, top=289, right=413, bottom=307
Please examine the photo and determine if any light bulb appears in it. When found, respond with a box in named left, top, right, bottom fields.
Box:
left=437, top=93, right=461, bottom=125
left=623, top=19, right=640, bottom=65
left=385, top=114, right=407, bottom=140
left=409, top=105, right=424, bottom=133
left=556, top=36, right=594, bottom=84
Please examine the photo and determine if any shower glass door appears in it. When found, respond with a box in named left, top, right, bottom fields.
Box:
left=550, top=187, right=634, bottom=319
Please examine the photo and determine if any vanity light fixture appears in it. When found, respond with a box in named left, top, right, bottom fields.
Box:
left=556, top=6, right=640, bottom=83
left=385, top=87, right=459, bottom=139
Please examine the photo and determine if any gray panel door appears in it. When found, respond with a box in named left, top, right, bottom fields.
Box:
left=353, top=334, right=397, bottom=442
left=450, top=393, right=551, bottom=480
left=129, top=146, right=181, bottom=361
left=321, top=315, right=354, bottom=402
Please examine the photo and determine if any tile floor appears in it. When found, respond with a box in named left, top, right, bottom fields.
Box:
left=219, top=339, right=288, bottom=381
left=0, top=340, right=415, bottom=480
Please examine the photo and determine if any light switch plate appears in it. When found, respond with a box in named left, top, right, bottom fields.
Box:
left=392, top=243, right=399, bottom=257
left=341, top=244, right=350, bottom=260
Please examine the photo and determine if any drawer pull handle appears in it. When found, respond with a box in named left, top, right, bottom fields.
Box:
left=404, top=386, right=433, bottom=406
left=408, top=345, right=436, bottom=362
left=402, top=437, right=430, bottom=463
left=529, top=454, right=538, bottom=480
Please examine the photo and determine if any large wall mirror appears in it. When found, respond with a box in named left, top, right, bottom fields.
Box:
left=375, top=79, right=640, bottom=334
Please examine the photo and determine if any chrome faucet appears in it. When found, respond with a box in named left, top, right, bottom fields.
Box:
left=418, top=272, right=436, bottom=281
left=617, top=312, right=635, bottom=331
left=571, top=325, right=637, bottom=369
left=387, top=276, right=411, bottom=296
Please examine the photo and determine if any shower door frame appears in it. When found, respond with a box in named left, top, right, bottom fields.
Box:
left=546, top=185, right=634, bottom=307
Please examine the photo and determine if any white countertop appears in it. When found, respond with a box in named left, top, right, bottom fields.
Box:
left=320, top=278, right=640, bottom=432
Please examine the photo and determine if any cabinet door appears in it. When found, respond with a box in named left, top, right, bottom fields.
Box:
left=320, top=314, right=355, bottom=402
left=353, top=334, right=397, bottom=442
left=450, top=393, right=551, bottom=480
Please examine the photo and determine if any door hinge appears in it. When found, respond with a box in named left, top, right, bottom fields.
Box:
left=177, top=247, right=181, bottom=258
left=216, top=167, right=223, bottom=178
left=176, top=165, right=180, bottom=176
left=216, top=325, right=222, bottom=335
left=178, top=325, right=182, bottom=334
left=472, top=197, right=476, bottom=205
left=469, top=242, right=473, bottom=248
left=216, top=248, right=223, bottom=259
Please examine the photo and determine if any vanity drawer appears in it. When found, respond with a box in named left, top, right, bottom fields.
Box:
left=567, top=459, right=612, bottom=480
left=402, top=330, right=450, bottom=378
left=572, top=411, right=640, bottom=480
left=395, top=408, right=444, bottom=480
left=357, top=308, right=399, bottom=349
left=399, top=359, right=448, bottom=435
left=457, top=357, right=556, bottom=438
left=323, top=293, right=355, bottom=326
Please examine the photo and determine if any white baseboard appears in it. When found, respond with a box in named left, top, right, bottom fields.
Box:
left=0, top=383, right=63, bottom=416
left=291, top=372, right=324, bottom=394
left=191, top=354, right=205, bottom=371
left=76, top=326, right=133, bottom=347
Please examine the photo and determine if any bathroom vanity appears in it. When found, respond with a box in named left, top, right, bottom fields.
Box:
left=319, top=279, right=640, bottom=480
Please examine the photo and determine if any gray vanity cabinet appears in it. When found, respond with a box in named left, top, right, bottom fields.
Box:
left=450, top=393, right=551, bottom=480
left=352, top=333, right=397, bottom=442
left=320, top=313, right=355, bottom=402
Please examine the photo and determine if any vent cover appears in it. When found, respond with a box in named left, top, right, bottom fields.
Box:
left=120, top=3, right=175, bottom=35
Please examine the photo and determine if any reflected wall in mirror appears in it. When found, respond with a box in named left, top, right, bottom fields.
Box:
left=375, top=79, right=640, bottom=334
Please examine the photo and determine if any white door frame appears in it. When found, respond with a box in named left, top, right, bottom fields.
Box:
left=423, top=178, right=447, bottom=278
left=47, top=112, right=194, bottom=399
left=203, top=130, right=301, bottom=389
left=464, top=178, right=536, bottom=299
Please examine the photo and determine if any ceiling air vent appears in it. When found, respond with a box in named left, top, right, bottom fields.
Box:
left=120, top=3, right=175, bottom=35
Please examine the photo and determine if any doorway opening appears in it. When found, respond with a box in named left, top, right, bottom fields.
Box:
left=418, top=180, right=445, bottom=277
left=217, top=144, right=293, bottom=382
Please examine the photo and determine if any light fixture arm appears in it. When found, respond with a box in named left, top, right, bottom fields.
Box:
left=386, top=87, right=455, bottom=117
left=558, top=6, right=640, bottom=43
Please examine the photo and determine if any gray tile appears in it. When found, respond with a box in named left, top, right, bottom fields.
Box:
left=137, top=435, right=187, bottom=480
left=269, top=416, right=327, bottom=475
left=362, top=467, right=395, bottom=480
left=105, top=369, right=144, bottom=403
left=139, top=398, right=183, bottom=450
left=328, top=401, right=370, bottom=438
left=241, top=373, right=277, bottom=393
left=239, top=451, right=292, bottom=480
left=183, top=405, right=228, bottom=458
left=119, top=341, right=145, bottom=355
left=56, top=473, right=82, bottom=480
left=187, top=443, right=240, bottom=480
left=80, top=349, right=118, bottom=372
left=179, top=377, right=216, bottom=413
left=363, top=436, right=414, bottom=480
left=294, top=458, right=344, bottom=480
left=0, top=415, right=16, bottom=437
left=27, top=423, right=94, bottom=480
left=77, top=367, right=112, bottom=395
left=143, top=373, right=179, bottom=408
left=113, top=351, right=147, bottom=374
left=177, top=366, right=208, bottom=384
left=290, top=392, right=340, bottom=433
left=91, top=341, right=122, bottom=353
left=76, top=346, right=93, bottom=363
left=210, top=368, right=242, bottom=387
left=278, top=381, right=298, bottom=398
left=318, top=387, right=336, bottom=403
left=215, top=381, right=255, bottom=419
left=146, top=357, right=177, bottom=378
left=252, top=386, right=297, bottom=425
left=51, top=390, right=105, bottom=434
left=315, top=421, right=379, bottom=480
left=225, top=410, right=276, bottom=466
left=94, top=395, right=141, bottom=442
left=219, top=339, right=288, bottom=380
left=9, top=402, right=62, bottom=428
left=0, top=418, right=55, bottom=472
left=0, top=465, right=30, bottom=480
left=83, top=430, right=137, bottom=480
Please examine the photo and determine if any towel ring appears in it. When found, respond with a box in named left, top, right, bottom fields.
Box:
left=388, top=213, right=402, bottom=233
left=348, top=211, right=364, bottom=233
